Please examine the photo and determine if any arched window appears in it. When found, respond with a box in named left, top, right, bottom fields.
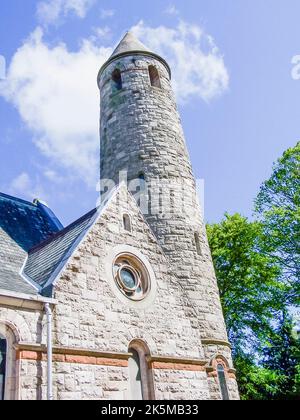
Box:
left=0, top=334, right=7, bottom=401
left=148, top=65, right=161, bottom=88
left=123, top=214, right=132, bottom=232
left=217, top=364, right=229, bottom=400
left=0, top=324, right=18, bottom=400
left=128, top=348, right=143, bottom=400
left=194, top=232, right=202, bottom=256
left=112, top=69, right=122, bottom=91
left=128, top=341, right=155, bottom=400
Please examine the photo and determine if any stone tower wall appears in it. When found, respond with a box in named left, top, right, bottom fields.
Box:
left=98, top=53, right=229, bottom=344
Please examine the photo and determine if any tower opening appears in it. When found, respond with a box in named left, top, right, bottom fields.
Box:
left=112, top=69, right=122, bottom=91
left=138, top=172, right=145, bottom=183
left=148, top=65, right=161, bottom=88
left=123, top=214, right=132, bottom=232
left=194, top=232, right=202, bottom=256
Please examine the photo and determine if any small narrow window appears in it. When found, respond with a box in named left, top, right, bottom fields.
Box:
left=148, top=65, right=161, bottom=88
left=194, top=232, right=202, bottom=256
left=123, top=214, right=132, bottom=232
left=128, top=341, right=155, bottom=400
left=102, top=128, right=108, bottom=147
left=112, top=69, right=122, bottom=91
left=128, top=348, right=143, bottom=400
left=138, top=173, right=146, bottom=192
left=217, top=364, right=230, bottom=400
left=0, top=335, right=7, bottom=400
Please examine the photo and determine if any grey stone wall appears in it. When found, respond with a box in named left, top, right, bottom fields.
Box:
left=51, top=187, right=210, bottom=399
left=20, top=360, right=128, bottom=400
left=98, top=53, right=230, bottom=344
left=0, top=187, right=239, bottom=400
left=153, top=369, right=210, bottom=400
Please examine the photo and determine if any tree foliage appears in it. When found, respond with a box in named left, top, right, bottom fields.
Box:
left=262, top=311, right=300, bottom=399
left=235, top=314, right=300, bottom=400
left=234, top=354, right=284, bottom=400
left=207, top=214, right=282, bottom=355
left=206, top=142, right=300, bottom=399
left=255, top=142, right=300, bottom=304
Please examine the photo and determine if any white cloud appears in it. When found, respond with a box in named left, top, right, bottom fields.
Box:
left=10, top=172, right=31, bottom=192
left=100, top=9, right=115, bottom=19
left=164, top=5, right=179, bottom=16
left=0, top=21, right=228, bottom=188
left=0, top=27, right=112, bottom=185
left=37, top=0, right=96, bottom=25
left=92, top=26, right=112, bottom=40
left=44, top=169, right=65, bottom=184
left=9, top=172, right=47, bottom=200
left=132, top=20, right=229, bottom=102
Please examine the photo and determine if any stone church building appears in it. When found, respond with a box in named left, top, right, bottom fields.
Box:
left=0, top=33, right=239, bottom=400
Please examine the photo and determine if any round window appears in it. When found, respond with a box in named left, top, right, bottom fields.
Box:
left=113, top=254, right=150, bottom=301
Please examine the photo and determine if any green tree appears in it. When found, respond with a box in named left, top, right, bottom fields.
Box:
left=255, top=142, right=300, bottom=304
left=207, top=213, right=282, bottom=355
left=263, top=311, right=300, bottom=399
left=234, top=354, right=284, bottom=400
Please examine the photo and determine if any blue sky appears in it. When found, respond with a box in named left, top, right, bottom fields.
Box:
left=0, top=0, right=299, bottom=226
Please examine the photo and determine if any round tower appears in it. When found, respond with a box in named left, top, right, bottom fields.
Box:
left=97, top=32, right=233, bottom=358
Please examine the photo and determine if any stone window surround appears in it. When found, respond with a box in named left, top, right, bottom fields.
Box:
left=105, top=245, right=157, bottom=310
left=113, top=254, right=149, bottom=301
left=0, top=321, right=19, bottom=400
left=128, top=339, right=155, bottom=400
left=207, top=355, right=233, bottom=400
left=148, top=65, right=162, bottom=89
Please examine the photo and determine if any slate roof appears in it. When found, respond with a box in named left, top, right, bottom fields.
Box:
left=0, top=185, right=120, bottom=298
left=0, top=266, right=37, bottom=295
left=0, top=192, right=63, bottom=296
left=0, top=193, right=62, bottom=252
left=24, top=208, right=98, bottom=295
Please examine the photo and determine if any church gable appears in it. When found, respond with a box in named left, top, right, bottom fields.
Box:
left=23, top=209, right=98, bottom=295
left=52, top=184, right=206, bottom=363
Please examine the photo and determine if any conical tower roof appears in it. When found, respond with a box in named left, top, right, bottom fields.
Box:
left=110, top=31, right=151, bottom=58
left=98, top=31, right=171, bottom=78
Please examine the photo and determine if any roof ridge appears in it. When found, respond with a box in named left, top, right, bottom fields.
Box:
left=27, top=182, right=125, bottom=254
left=0, top=192, right=36, bottom=208
left=28, top=208, right=98, bottom=254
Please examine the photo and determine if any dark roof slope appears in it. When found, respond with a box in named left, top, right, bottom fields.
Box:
left=0, top=192, right=63, bottom=296
left=24, top=208, right=98, bottom=293
left=0, top=193, right=62, bottom=252
left=0, top=227, right=38, bottom=295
